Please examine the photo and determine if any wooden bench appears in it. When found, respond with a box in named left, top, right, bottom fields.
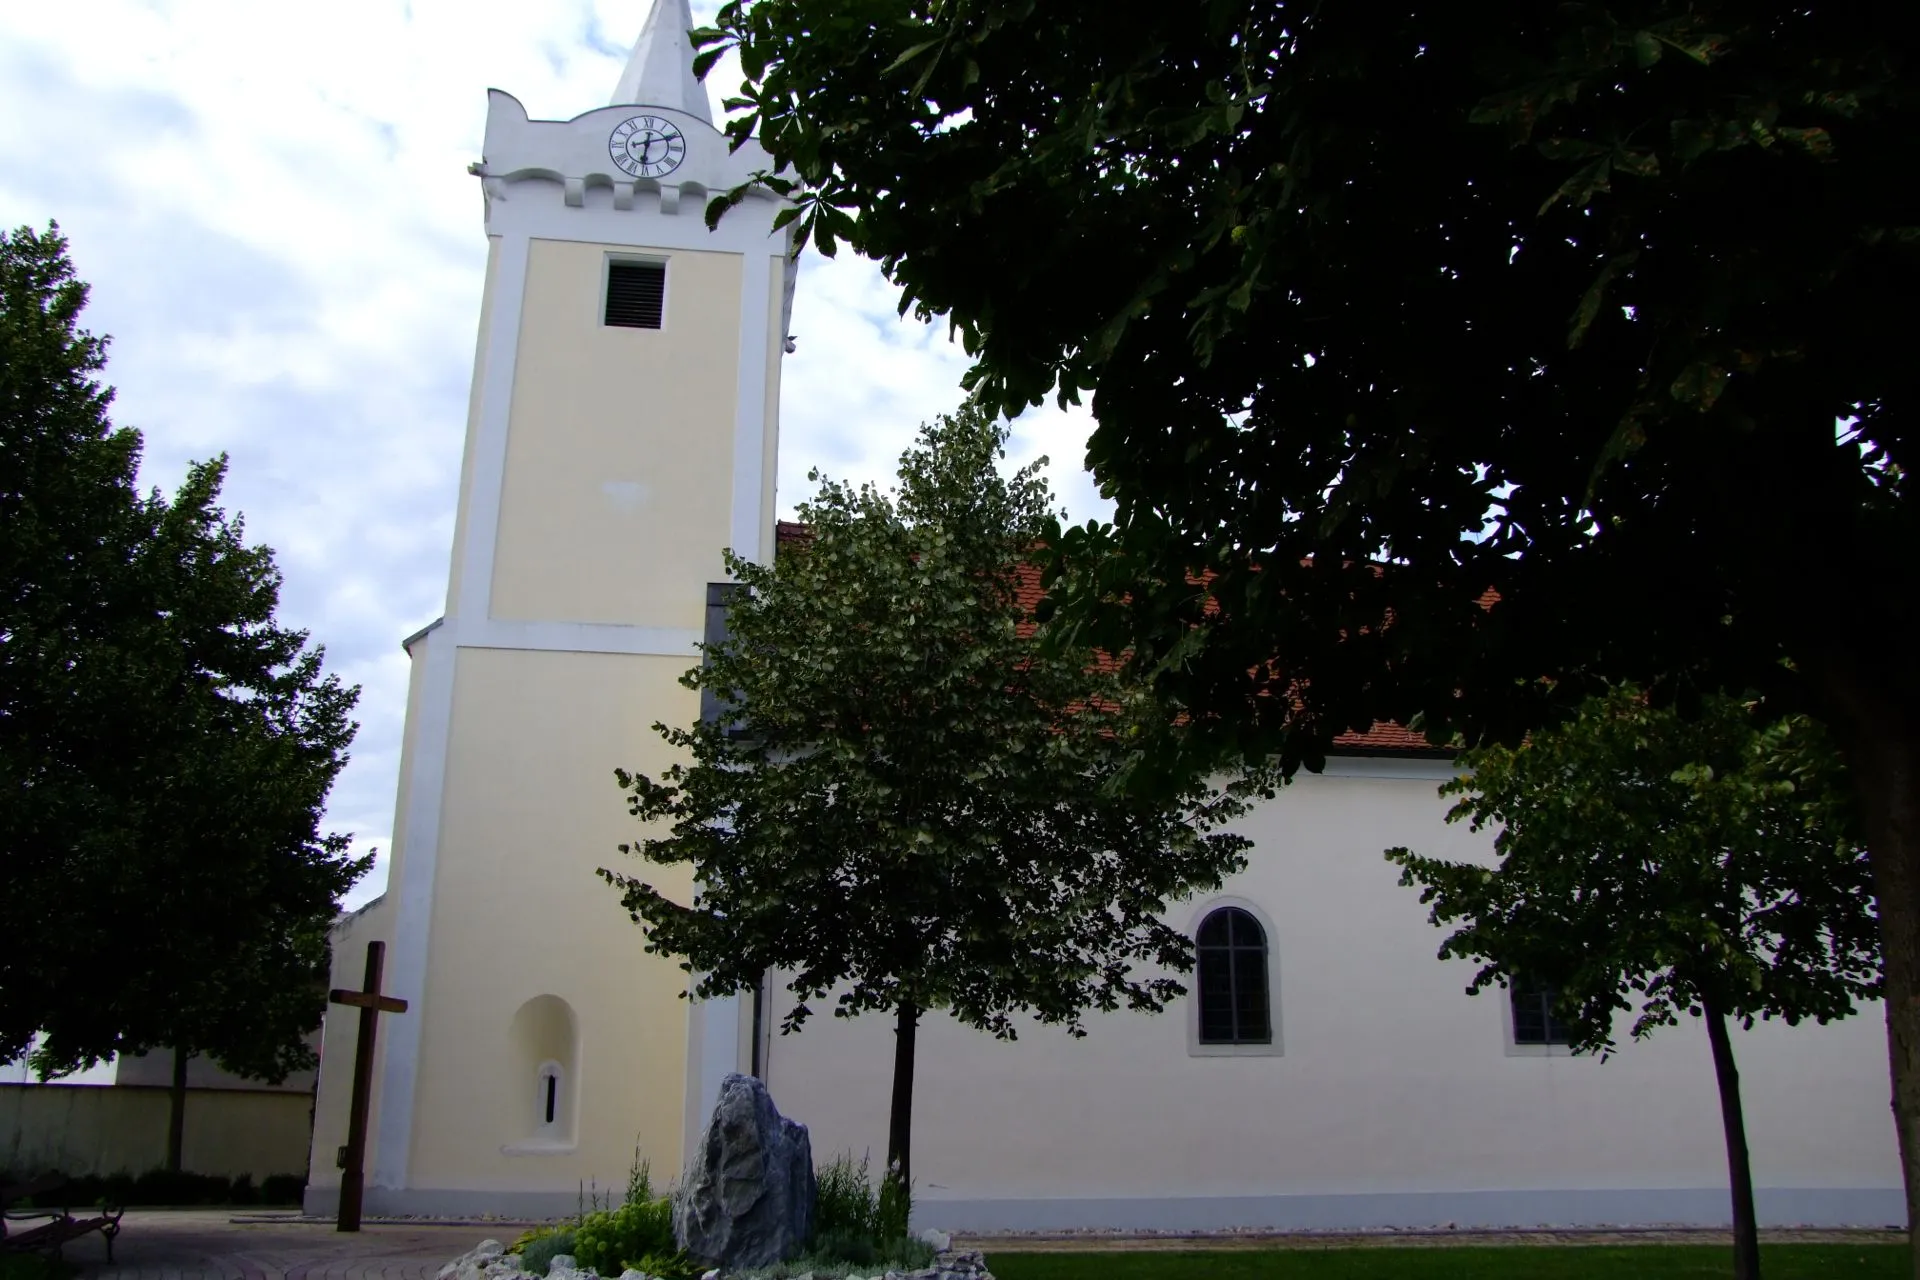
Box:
left=0, top=1177, right=123, bottom=1263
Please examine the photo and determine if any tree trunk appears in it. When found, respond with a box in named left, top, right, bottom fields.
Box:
left=1817, top=669, right=1920, bottom=1276
left=886, top=999, right=919, bottom=1196
left=1703, top=998, right=1761, bottom=1280
left=166, top=1045, right=188, bottom=1175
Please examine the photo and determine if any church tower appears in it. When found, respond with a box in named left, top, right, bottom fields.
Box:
left=306, top=0, right=792, bottom=1215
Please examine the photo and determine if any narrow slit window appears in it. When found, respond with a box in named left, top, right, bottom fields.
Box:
left=605, top=261, right=665, bottom=329
left=535, top=1060, right=564, bottom=1134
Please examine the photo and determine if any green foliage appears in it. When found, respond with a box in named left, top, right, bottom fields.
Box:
left=624, top=1148, right=653, bottom=1208
left=516, top=1231, right=579, bottom=1277
left=796, top=1152, right=929, bottom=1273
left=508, top=1223, right=566, bottom=1255
left=572, top=1199, right=693, bottom=1278
left=0, top=224, right=369, bottom=1083
left=698, top=2, right=1915, bottom=789
left=1387, top=687, right=1879, bottom=1054
left=605, top=410, right=1252, bottom=1030
left=874, top=1170, right=911, bottom=1246
left=811, top=1152, right=881, bottom=1245
left=623, top=1251, right=703, bottom=1280
left=805, top=1231, right=878, bottom=1268
left=697, top=0, right=1920, bottom=1239
left=742, top=1236, right=937, bottom=1280
left=602, top=410, right=1256, bottom=1180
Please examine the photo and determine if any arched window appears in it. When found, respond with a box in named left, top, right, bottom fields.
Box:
left=506, top=995, right=577, bottom=1151
left=1197, top=906, right=1271, bottom=1045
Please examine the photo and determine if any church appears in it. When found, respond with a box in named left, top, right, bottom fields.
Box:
left=303, top=0, right=1902, bottom=1232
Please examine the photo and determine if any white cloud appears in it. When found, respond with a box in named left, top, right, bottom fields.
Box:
left=0, top=0, right=1110, bottom=913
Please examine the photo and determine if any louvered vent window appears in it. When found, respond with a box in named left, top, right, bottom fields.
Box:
left=605, top=261, right=665, bottom=329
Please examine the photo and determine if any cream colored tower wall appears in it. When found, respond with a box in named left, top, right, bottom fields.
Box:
left=405, top=647, right=696, bottom=1192
left=490, top=240, right=742, bottom=629
left=761, top=760, right=1901, bottom=1230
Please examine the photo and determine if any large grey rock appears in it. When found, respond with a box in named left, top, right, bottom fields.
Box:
left=674, top=1072, right=816, bottom=1267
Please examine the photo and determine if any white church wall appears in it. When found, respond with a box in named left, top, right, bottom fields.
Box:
left=761, top=760, right=1902, bottom=1230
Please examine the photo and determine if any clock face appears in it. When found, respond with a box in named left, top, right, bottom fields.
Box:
left=609, top=115, right=687, bottom=179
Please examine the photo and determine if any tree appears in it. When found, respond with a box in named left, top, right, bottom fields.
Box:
left=1387, top=688, right=1878, bottom=1280
left=695, top=0, right=1919, bottom=1250
left=0, top=224, right=369, bottom=1167
left=601, top=410, right=1253, bottom=1199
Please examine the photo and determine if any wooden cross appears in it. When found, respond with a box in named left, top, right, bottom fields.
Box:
left=328, top=939, right=408, bottom=1233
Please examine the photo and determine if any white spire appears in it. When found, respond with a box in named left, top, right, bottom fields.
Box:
left=610, top=0, right=712, bottom=123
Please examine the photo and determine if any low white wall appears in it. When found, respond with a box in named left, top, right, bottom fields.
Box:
left=759, top=761, right=1903, bottom=1229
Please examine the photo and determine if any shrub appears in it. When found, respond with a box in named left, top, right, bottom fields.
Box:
left=573, top=1199, right=676, bottom=1275
left=804, top=1151, right=923, bottom=1270
left=806, top=1229, right=877, bottom=1268
left=875, top=1168, right=911, bottom=1245
left=510, top=1223, right=569, bottom=1255
left=624, top=1249, right=702, bottom=1280
left=518, top=1230, right=578, bottom=1277
left=625, top=1148, right=652, bottom=1207
left=810, top=1153, right=880, bottom=1245
left=880, top=1237, right=935, bottom=1270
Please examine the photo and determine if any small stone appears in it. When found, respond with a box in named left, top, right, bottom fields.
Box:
left=440, top=1243, right=512, bottom=1280
left=617, top=1271, right=648, bottom=1280
left=547, top=1257, right=579, bottom=1276
left=701, top=1272, right=720, bottom=1280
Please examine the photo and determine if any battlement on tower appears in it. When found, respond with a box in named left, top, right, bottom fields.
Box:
left=473, top=91, right=783, bottom=223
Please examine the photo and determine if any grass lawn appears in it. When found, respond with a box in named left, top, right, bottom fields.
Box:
left=987, top=1244, right=1909, bottom=1280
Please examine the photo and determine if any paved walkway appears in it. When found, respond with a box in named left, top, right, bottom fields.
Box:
left=67, top=1211, right=533, bottom=1280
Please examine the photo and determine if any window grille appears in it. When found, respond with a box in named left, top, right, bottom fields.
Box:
left=605, top=261, right=665, bottom=328
left=1510, top=975, right=1573, bottom=1045
left=1196, top=906, right=1271, bottom=1045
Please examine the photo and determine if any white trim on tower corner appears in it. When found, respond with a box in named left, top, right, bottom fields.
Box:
left=729, top=250, right=775, bottom=565
left=370, top=620, right=459, bottom=1191
left=454, top=233, right=533, bottom=622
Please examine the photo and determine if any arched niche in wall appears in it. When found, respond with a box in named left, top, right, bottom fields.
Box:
left=505, top=994, right=578, bottom=1152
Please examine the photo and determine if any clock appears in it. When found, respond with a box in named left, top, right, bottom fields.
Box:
left=609, top=115, right=687, bottom=180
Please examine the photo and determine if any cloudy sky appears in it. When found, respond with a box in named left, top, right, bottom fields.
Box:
left=0, top=0, right=1110, bottom=914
